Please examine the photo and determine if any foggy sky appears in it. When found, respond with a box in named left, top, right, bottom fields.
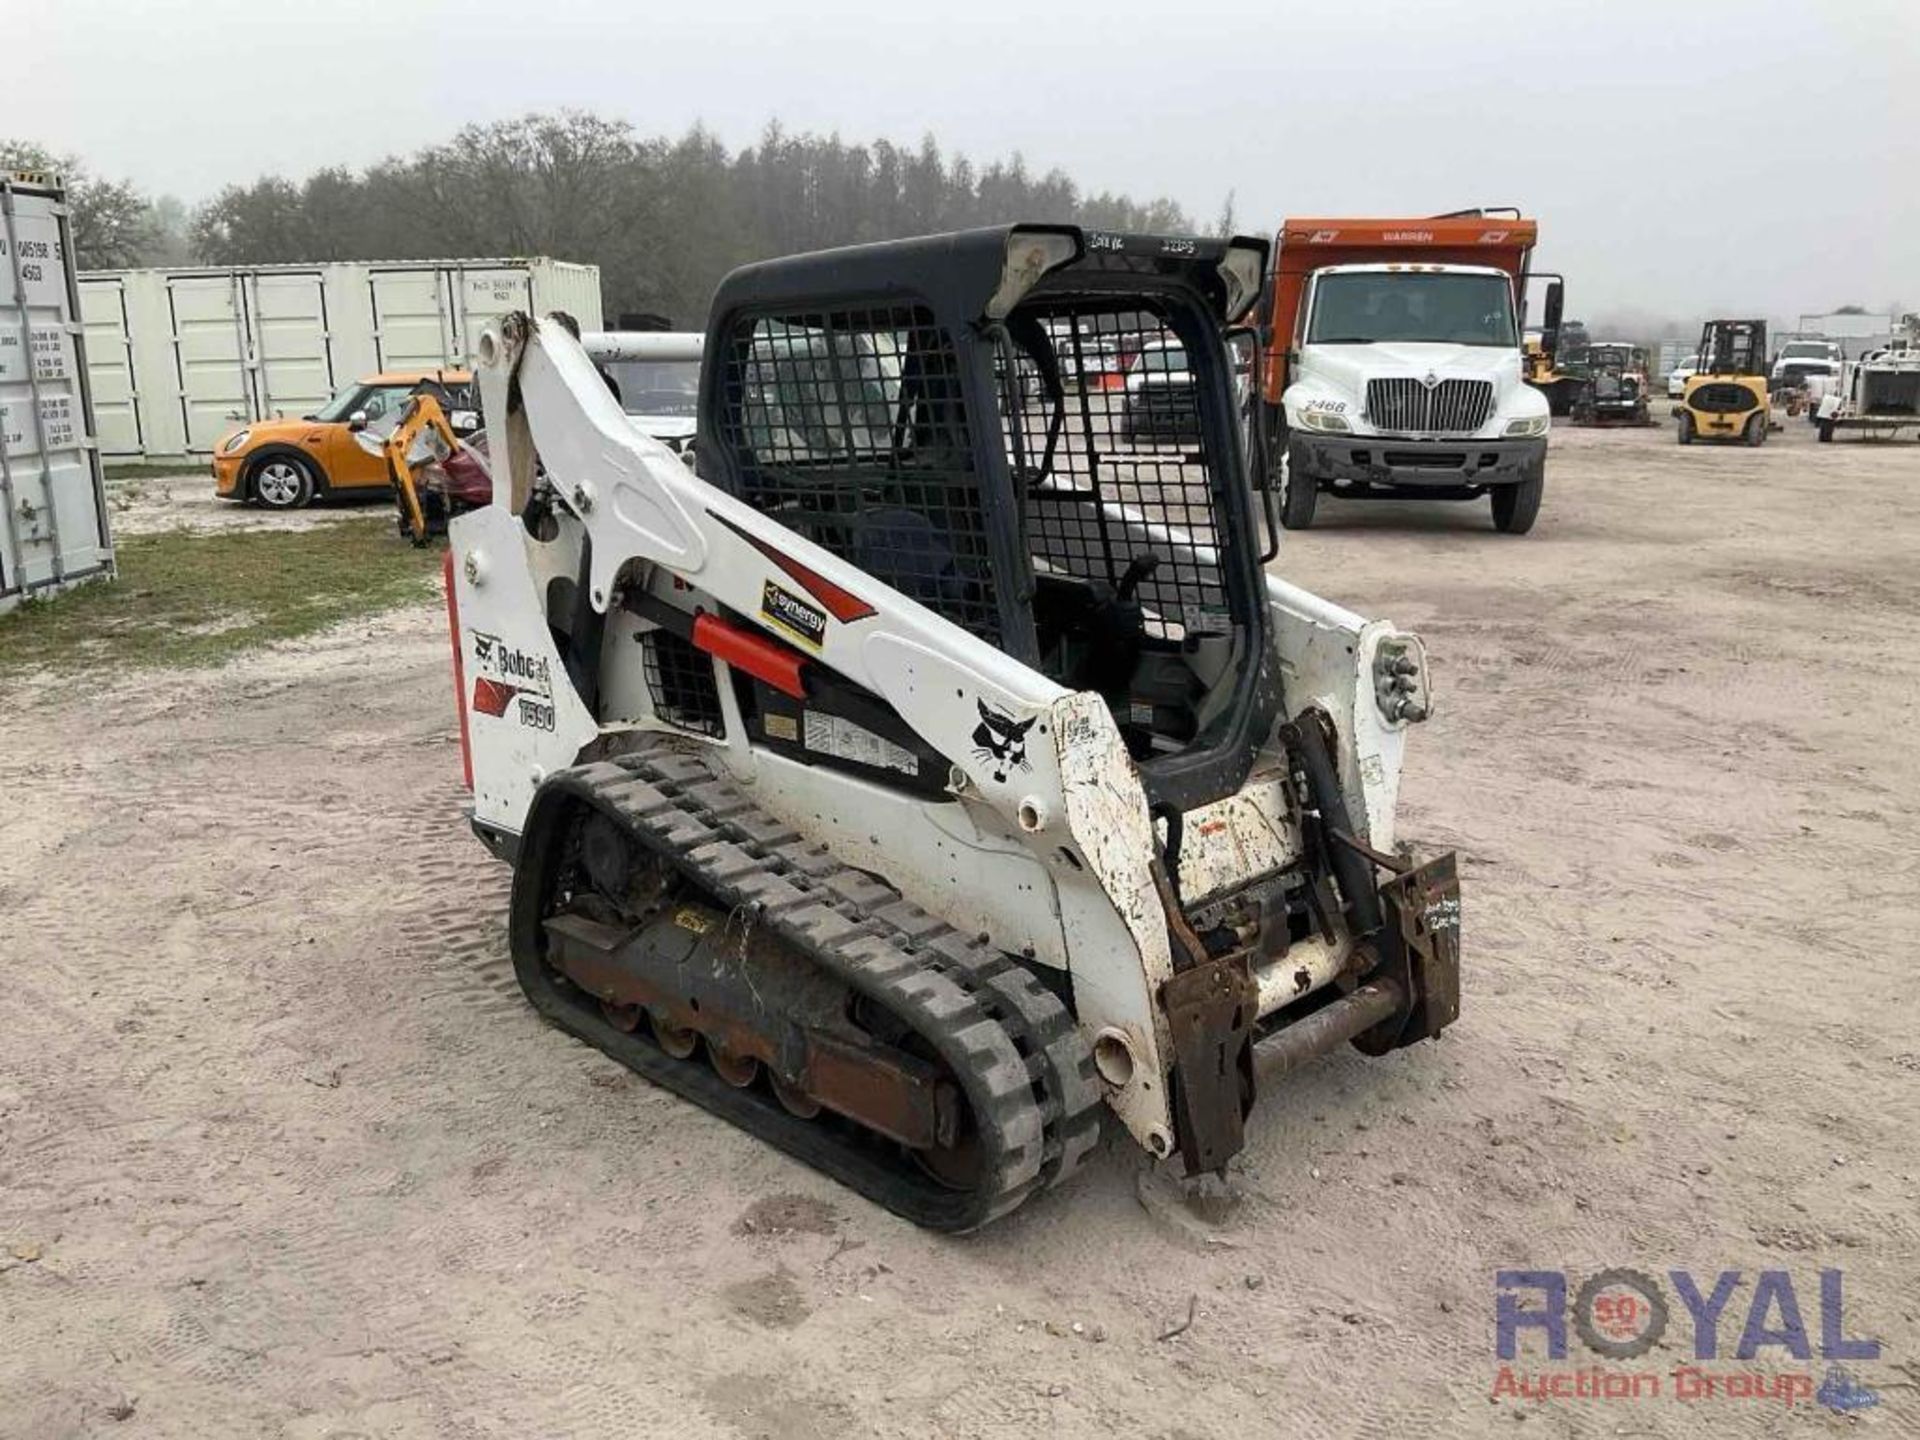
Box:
left=11, top=0, right=1918, bottom=324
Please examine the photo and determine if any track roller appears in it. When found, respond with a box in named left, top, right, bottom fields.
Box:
left=650, top=1009, right=698, bottom=1059
left=706, top=1039, right=759, bottom=1089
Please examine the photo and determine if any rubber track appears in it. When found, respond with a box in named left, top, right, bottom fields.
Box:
left=511, top=744, right=1102, bottom=1231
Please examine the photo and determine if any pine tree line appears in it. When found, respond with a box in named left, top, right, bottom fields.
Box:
left=7, top=114, right=1199, bottom=326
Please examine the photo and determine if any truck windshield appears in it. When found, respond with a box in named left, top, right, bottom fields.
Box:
left=1309, top=272, right=1517, bottom=347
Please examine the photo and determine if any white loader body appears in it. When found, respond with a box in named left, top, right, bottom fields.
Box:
left=448, top=316, right=1433, bottom=1156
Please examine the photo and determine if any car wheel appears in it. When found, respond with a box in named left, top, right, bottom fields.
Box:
left=251, top=454, right=317, bottom=509
left=1491, top=466, right=1544, bottom=535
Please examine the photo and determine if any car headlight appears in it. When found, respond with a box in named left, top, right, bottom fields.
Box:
left=1299, top=409, right=1350, bottom=433
left=1504, top=416, right=1549, bottom=437
left=222, top=430, right=252, bottom=454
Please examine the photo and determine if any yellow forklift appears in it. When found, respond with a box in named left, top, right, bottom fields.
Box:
left=1676, top=319, right=1771, bottom=445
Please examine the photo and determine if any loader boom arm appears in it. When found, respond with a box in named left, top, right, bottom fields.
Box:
left=474, top=315, right=1091, bottom=816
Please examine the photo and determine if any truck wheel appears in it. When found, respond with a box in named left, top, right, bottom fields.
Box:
left=250, top=454, right=317, bottom=510
left=1677, top=413, right=1695, bottom=445
left=1278, top=456, right=1318, bottom=530
left=1817, top=418, right=1835, bottom=443
left=1745, top=413, right=1767, bottom=447
left=1491, top=469, right=1544, bottom=535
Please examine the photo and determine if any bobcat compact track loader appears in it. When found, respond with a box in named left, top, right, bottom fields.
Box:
left=444, top=224, right=1462, bottom=1230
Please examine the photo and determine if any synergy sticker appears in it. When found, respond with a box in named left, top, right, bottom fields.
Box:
left=761, top=580, right=827, bottom=649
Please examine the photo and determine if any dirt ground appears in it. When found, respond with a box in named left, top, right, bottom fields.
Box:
left=104, top=473, right=391, bottom=537
left=4, top=419, right=1917, bottom=1438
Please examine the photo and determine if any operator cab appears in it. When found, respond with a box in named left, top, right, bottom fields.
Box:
left=703, top=225, right=1276, bottom=811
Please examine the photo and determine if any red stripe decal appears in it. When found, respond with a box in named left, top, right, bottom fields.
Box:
left=472, top=675, right=520, bottom=717
left=692, top=611, right=809, bottom=700
left=710, top=512, right=877, bottom=623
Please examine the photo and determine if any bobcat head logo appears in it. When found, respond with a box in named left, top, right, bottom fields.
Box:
left=972, top=700, right=1037, bottom=784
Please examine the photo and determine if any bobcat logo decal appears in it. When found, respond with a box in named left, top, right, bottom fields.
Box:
left=972, top=700, right=1037, bottom=784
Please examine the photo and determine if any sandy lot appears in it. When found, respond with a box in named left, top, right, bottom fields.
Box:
left=4, top=419, right=1917, bottom=1437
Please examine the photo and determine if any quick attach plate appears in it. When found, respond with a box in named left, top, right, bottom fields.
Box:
left=1162, top=953, right=1257, bottom=1175
left=1358, top=850, right=1461, bottom=1052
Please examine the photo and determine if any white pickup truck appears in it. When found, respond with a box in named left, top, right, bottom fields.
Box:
left=1259, top=215, right=1555, bottom=535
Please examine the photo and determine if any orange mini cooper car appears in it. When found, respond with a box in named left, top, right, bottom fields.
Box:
left=212, top=370, right=475, bottom=509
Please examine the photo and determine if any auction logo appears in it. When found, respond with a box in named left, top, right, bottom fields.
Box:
left=1494, top=1268, right=1881, bottom=1414
left=1573, top=1268, right=1668, bottom=1358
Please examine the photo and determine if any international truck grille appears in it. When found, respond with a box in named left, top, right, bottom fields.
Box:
left=1365, top=378, right=1495, bottom=434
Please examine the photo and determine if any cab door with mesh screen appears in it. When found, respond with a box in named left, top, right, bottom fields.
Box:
left=997, top=300, right=1250, bottom=765
left=716, top=304, right=1013, bottom=649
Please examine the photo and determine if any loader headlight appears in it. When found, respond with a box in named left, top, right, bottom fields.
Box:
left=1504, top=416, right=1549, bottom=437
left=1299, top=408, right=1350, bottom=433
left=222, top=429, right=252, bottom=454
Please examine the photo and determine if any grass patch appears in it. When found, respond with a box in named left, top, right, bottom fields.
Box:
left=0, top=524, right=441, bottom=676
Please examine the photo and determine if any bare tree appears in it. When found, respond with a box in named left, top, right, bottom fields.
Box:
left=1214, top=189, right=1238, bottom=238
left=0, top=140, right=158, bottom=268
left=143, top=195, right=196, bottom=266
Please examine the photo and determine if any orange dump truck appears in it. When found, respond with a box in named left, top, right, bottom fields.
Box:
left=1255, top=211, right=1563, bottom=534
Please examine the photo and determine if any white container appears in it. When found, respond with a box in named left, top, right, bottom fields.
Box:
left=78, top=257, right=602, bottom=460
left=2, top=171, right=115, bottom=612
